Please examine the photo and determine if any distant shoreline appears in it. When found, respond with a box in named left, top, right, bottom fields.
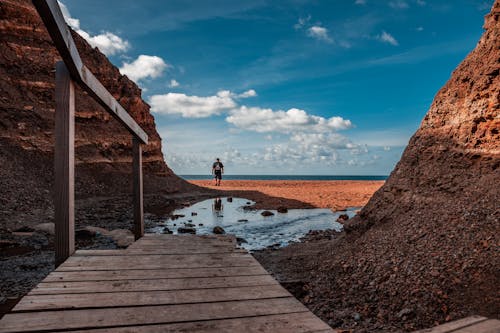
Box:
left=181, top=174, right=388, bottom=181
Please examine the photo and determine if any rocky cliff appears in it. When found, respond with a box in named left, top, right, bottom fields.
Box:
left=0, top=0, right=192, bottom=229
left=256, top=2, right=499, bottom=332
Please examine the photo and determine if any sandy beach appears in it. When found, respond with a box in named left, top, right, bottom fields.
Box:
left=189, top=180, right=385, bottom=211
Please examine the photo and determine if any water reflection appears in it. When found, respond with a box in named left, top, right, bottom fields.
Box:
left=150, top=197, right=358, bottom=251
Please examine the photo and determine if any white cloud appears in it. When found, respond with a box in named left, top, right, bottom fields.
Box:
left=149, top=91, right=237, bottom=118
left=226, top=106, right=352, bottom=134
left=169, top=79, right=180, bottom=88
left=58, top=1, right=130, bottom=56
left=377, top=31, right=399, bottom=46
left=238, top=89, right=257, bottom=98
left=389, top=1, right=409, bottom=9
left=307, top=26, right=333, bottom=43
left=355, top=0, right=366, bottom=5
left=119, top=55, right=169, bottom=82
left=294, top=15, right=311, bottom=30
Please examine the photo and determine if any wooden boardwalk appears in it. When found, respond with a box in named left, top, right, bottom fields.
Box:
left=414, top=316, right=500, bottom=333
left=0, top=234, right=333, bottom=332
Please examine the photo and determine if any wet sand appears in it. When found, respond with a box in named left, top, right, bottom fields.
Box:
left=189, top=180, right=384, bottom=211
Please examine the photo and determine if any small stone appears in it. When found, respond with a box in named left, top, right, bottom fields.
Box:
left=237, top=219, right=248, bottom=222
left=191, top=212, right=197, bottom=216
left=227, top=197, right=233, bottom=202
left=236, top=237, right=247, bottom=244
left=397, top=308, right=413, bottom=318
left=246, top=202, right=251, bottom=205
left=33, top=222, right=55, bottom=235
left=198, top=223, right=204, bottom=226
left=277, top=206, right=288, bottom=213
left=213, top=226, right=226, bottom=234
left=185, top=223, right=195, bottom=227
left=336, top=214, right=349, bottom=223
left=178, top=227, right=196, bottom=234
left=261, top=210, right=274, bottom=217
left=162, top=227, right=173, bottom=234
left=353, top=312, right=361, bottom=321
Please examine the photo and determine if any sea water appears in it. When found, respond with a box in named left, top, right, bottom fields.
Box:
left=150, top=197, right=358, bottom=251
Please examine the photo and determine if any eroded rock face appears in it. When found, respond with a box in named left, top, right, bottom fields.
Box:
left=0, top=0, right=192, bottom=229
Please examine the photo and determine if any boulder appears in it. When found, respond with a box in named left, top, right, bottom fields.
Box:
left=261, top=210, right=274, bottom=217
left=227, top=197, right=233, bottom=202
left=277, top=206, right=288, bottom=213
left=162, top=227, right=173, bottom=234
left=336, top=214, right=349, bottom=223
left=213, top=226, right=226, bottom=234
left=178, top=227, right=196, bottom=234
left=33, top=223, right=55, bottom=235
left=107, top=229, right=134, bottom=248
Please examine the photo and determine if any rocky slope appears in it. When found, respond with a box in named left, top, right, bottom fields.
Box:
left=256, top=1, right=499, bottom=332
left=0, top=0, right=197, bottom=230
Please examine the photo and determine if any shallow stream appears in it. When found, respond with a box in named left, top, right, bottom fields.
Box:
left=150, top=197, right=358, bottom=251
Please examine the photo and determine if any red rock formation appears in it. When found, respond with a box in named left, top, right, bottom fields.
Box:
left=0, top=0, right=194, bottom=229
left=256, top=2, right=499, bottom=332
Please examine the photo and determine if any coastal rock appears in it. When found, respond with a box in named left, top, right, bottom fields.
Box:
left=33, top=223, right=54, bottom=235
left=277, top=206, right=288, bottom=213
left=336, top=214, right=349, bottom=223
left=261, top=210, right=275, bottom=217
left=162, top=227, right=173, bottom=234
left=178, top=227, right=196, bottom=234
left=213, top=226, right=226, bottom=234
left=227, top=197, right=233, bottom=202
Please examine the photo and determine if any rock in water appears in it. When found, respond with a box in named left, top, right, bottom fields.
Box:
left=277, top=206, right=288, bottom=213
left=177, top=227, right=196, bottom=234
left=261, top=210, right=275, bottom=217
left=213, top=226, right=226, bottom=234
left=336, top=214, right=349, bottom=223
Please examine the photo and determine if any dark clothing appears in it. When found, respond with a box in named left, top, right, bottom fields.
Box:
left=212, top=161, right=224, bottom=170
left=214, top=170, right=222, bottom=179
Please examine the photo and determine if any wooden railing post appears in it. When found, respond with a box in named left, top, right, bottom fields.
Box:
left=132, top=137, right=144, bottom=240
left=54, top=61, right=75, bottom=266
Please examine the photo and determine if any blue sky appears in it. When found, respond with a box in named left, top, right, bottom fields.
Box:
left=60, top=0, right=493, bottom=175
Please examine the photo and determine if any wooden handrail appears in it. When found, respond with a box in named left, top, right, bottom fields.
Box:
left=32, top=0, right=148, bottom=144
left=32, top=0, right=148, bottom=265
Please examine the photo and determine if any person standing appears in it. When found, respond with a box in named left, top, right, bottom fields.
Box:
left=212, top=158, right=224, bottom=186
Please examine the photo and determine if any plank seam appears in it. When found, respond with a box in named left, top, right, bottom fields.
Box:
left=13, top=295, right=294, bottom=313
left=41, top=273, right=271, bottom=283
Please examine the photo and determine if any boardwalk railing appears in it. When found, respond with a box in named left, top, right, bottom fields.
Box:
left=32, top=0, right=149, bottom=266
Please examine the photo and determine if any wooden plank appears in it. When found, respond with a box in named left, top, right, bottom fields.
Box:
left=31, top=1, right=148, bottom=143
left=43, top=266, right=269, bottom=282
left=73, top=248, right=247, bottom=256
left=452, top=319, right=500, bottom=333
left=30, top=275, right=277, bottom=295
left=414, top=316, right=488, bottom=332
left=54, top=61, right=75, bottom=267
left=132, top=137, right=143, bottom=240
left=68, top=312, right=333, bottom=333
left=57, top=253, right=256, bottom=271
left=0, top=298, right=308, bottom=332
left=14, top=285, right=290, bottom=311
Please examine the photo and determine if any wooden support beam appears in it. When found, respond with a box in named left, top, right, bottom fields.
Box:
left=54, top=61, right=75, bottom=266
left=133, top=137, right=144, bottom=240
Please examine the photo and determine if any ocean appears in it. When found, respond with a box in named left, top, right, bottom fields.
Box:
left=180, top=175, right=388, bottom=181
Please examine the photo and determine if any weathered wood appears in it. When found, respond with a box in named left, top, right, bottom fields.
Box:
left=31, top=0, right=148, bottom=144
left=0, top=298, right=308, bottom=332
left=54, top=61, right=75, bottom=267
left=67, top=312, right=333, bottom=333
left=43, top=266, right=269, bottom=282
left=30, top=275, right=276, bottom=295
left=14, top=285, right=290, bottom=311
left=73, top=248, right=247, bottom=256
left=57, top=253, right=256, bottom=271
left=453, top=319, right=500, bottom=333
left=413, top=316, right=489, bottom=332
left=132, top=137, right=144, bottom=240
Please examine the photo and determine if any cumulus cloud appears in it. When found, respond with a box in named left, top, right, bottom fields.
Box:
left=119, top=55, right=169, bottom=82
left=149, top=91, right=237, bottom=118
left=389, top=1, right=409, bottom=9
left=377, top=31, right=399, bottom=46
left=307, top=26, right=333, bottom=42
left=238, top=89, right=257, bottom=98
left=169, top=79, right=180, bottom=88
left=226, top=106, right=352, bottom=134
left=59, top=1, right=130, bottom=56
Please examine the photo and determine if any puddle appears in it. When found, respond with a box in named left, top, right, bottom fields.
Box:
left=149, top=197, right=358, bottom=251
